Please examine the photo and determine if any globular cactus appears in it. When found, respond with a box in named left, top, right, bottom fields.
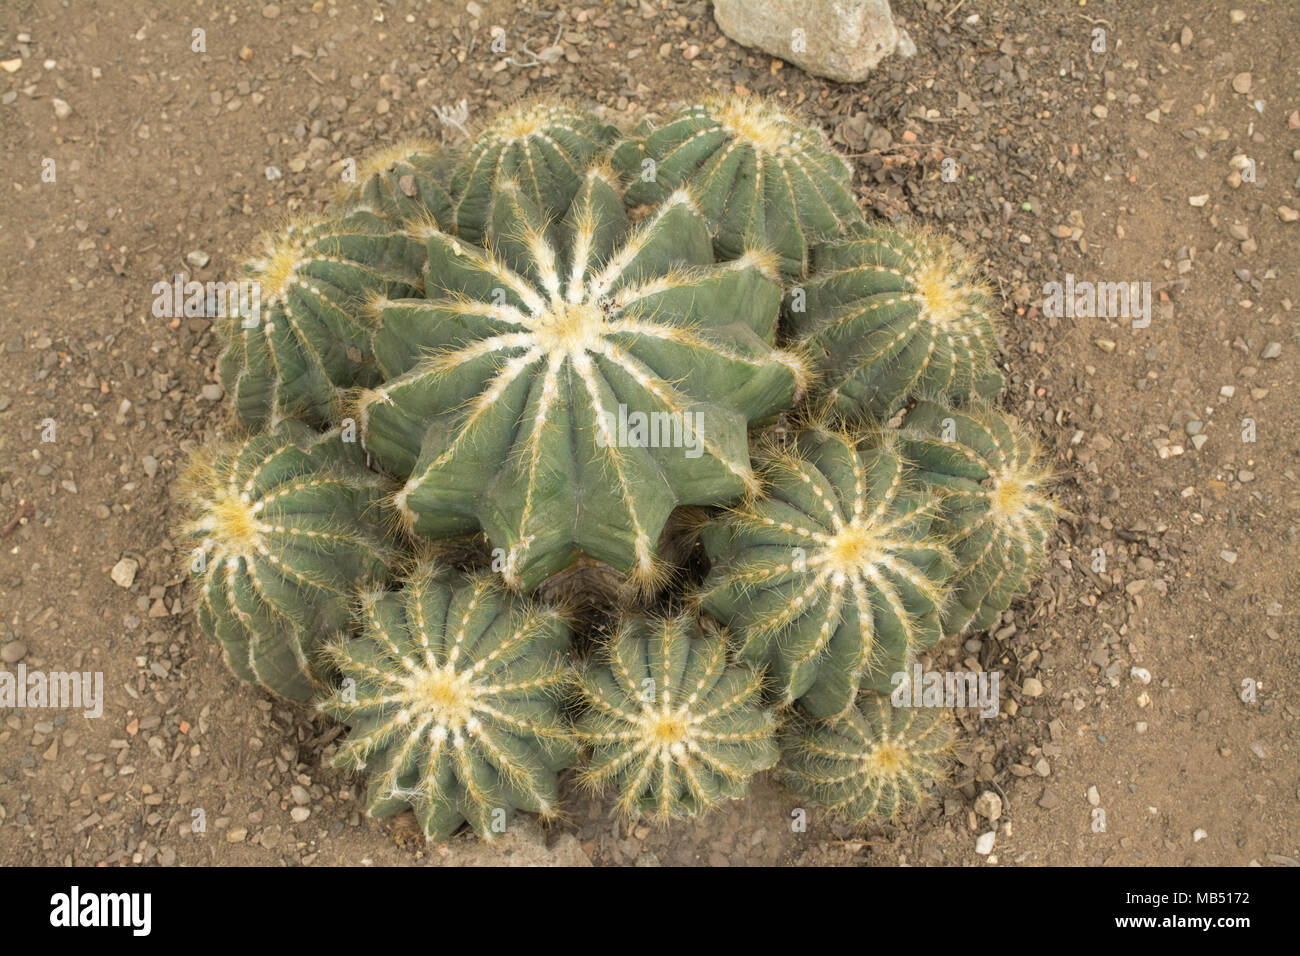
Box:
left=699, top=427, right=952, bottom=719
left=451, top=101, right=618, bottom=244
left=899, top=398, right=1057, bottom=635
left=574, top=613, right=777, bottom=821
left=339, top=139, right=456, bottom=227
left=180, top=420, right=395, bottom=701
left=217, top=209, right=426, bottom=428
left=319, top=564, right=576, bottom=841
left=359, top=167, right=807, bottom=591
left=787, top=224, right=1003, bottom=423
left=613, top=96, right=862, bottom=278
left=782, top=695, right=952, bottom=825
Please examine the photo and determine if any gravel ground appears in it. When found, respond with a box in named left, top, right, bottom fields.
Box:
left=0, top=0, right=1296, bottom=866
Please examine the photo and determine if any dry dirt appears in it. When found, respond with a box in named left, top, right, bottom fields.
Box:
left=1, top=0, right=1296, bottom=867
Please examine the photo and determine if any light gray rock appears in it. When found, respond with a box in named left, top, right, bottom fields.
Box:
left=713, top=0, right=900, bottom=83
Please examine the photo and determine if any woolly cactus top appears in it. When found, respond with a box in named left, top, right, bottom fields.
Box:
left=788, top=224, right=1002, bottom=422
left=900, top=399, right=1057, bottom=634
left=359, top=168, right=807, bottom=591
left=574, top=613, right=777, bottom=821
left=319, top=565, right=575, bottom=840
left=615, top=96, right=862, bottom=277
left=179, top=419, right=394, bottom=700
left=700, top=427, right=952, bottom=718
left=782, top=695, right=952, bottom=825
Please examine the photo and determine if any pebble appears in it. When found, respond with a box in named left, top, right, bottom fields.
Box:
left=1038, top=789, right=1061, bottom=809
left=1261, top=342, right=1281, bottom=359
left=110, top=557, right=139, bottom=588
left=1193, top=828, right=1208, bottom=842
left=290, top=785, right=311, bottom=806
left=975, top=831, right=996, bottom=855
left=186, top=250, right=210, bottom=268
left=1220, top=550, right=1237, bottom=565
left=1280, top=207, right=1300, bottom=223
left=1232, top=72, right=1252, bottom=94
left=52, top=98, right=72, bottom=119
left=226, top=827, right=248, bottom=843
left=290, top=807, right=311, bottom=823
left=142, top=455, right=158, bottom=478
left=1188, top=194, right=1209, bottom=207
left=974, top=791, right=1002, bottom=821
left=200, top=384, right=225, bottom=401
left=1086, top=786, right=1100, bottom=807
left=1022, top=677, right=1044, bottom=697
left=1185, top=420, right=1203, bottom=436
left=1191, top=434, right=1208, bottom=450
left=262, top=3, right=280, bottom=17
left=1, top=640, right=28, bottom=664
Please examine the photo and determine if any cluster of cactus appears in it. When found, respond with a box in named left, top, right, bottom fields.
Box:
left=179, top=95, right=1058, bottom=842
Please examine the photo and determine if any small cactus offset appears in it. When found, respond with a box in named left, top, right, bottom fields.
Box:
left=359, top=167, right=806, bottom=591
left=899, top=398, right=1058, bottom=635
left=451, top=101, right=618, bottom=244
left=319, top=565, right=576, bottom=841
left=782, top=695, right=953, bottom=825
left=613, top=96, right=862, bottom=278
left=217, top=210, right=427, bottom=428
left=339, top=140, right=457, bottom=227
left=180, top=420, right=395, bottom=701
left=699, top=427, right=952, bottom=719
left=788, top=224, right=1003, bottom=423
left=574, top=613, right=778, bottom=822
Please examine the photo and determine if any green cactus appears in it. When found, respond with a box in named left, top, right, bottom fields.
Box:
left=451, top=101, right=618, bottom=244
left=899, top=398, right=1057, bottom=635
left=787, top=224, right=1003, bottom=422
left=180, top=420, right=394, bottom=701
left=339, top=139, right=457, bottom=227
left=319, top=564, right=576, bottom=841
left=358, top=166, right=807, bottom=591
left=613, top=96, right=862, bottom=278
left=699, top=426, right=952, bottom=719
left=574, top=613, right=777, bottom=821
left=217, top=209, right=426, bottom=428
left=782, top=695, right=953, bottom=825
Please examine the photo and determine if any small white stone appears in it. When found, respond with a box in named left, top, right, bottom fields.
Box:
left=1022, top=677, right=1044, bottom=697
left=1087, top=785, right=1100, bottom=807
left=1131, top=666, right=1152, bottom=684
left=110, top=557, right=138, bottom=588
left=974, top=791, right=1003, bottom=822
left=1188, top=194, right=1210, bottom=207
left=975, top=831, right=996, bottom=855
left=290, top=807, right=311, bottom=823
left=1193, top=828, right=1207, bottom=842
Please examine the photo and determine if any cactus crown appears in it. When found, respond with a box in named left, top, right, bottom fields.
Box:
left=789, top=224, right=1002, bottom=422
left=319, top=564, right=576, bottom=840
left=574, top=613, right=777, bottom=821
left=900, top=399, right=1057, bottom=635
left=451, top=101, right=618, bottom=243
left=179, top=419, right=394, bottom=700
left=614, top=95, right=861, bottom=277
left=218, top=210, right=425, bottom=428
left=358, top=168, right=805, bottom=592
left=782, top=695, right=953, bottom=825
left=700, top=426, right=952, bottom=718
